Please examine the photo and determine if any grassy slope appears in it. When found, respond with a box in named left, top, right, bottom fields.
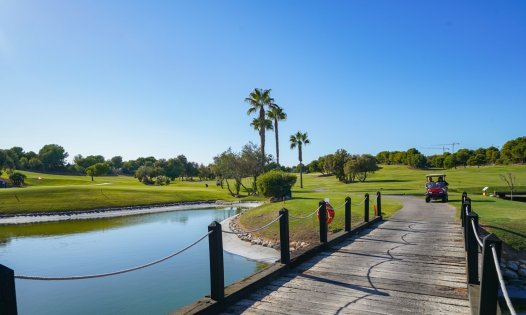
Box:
left=239, top=164, right=526, bottom=249
left=0, top=171, right=242, bottom=214
left=2, top=165, right=526, bottom=250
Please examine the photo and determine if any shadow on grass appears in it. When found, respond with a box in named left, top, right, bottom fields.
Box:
left=482, top=225, right=526, bottom=239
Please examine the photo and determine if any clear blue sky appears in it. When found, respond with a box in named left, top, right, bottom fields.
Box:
left=1, top=0, right=525, bottom=167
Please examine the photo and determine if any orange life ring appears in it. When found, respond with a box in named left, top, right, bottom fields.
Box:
left=317, top=203, right=335, bottom=224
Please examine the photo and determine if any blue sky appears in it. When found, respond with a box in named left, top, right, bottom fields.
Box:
left=1, top=1, right=525, bottom=167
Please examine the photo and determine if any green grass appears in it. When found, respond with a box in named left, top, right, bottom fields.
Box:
left=0, top=171, right=244, bottom=214
left=2, top=165, right=526, bottom=250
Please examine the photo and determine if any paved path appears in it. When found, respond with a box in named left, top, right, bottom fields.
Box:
left=221, top=196, right=470, bottom=314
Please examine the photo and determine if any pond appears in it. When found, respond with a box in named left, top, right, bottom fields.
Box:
left=0, top=207, right=262, bottom=315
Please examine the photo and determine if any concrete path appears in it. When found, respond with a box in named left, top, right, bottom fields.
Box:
left=221, top=196, right=470, bottom=314
left=221, top=215, right=280, bottom=263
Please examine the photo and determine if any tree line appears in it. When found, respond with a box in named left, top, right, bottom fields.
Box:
left=375, top=136, right=525, bottom=169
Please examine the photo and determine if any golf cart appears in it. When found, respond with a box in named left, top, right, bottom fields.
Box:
left=425, top=174, right=448, bottom=203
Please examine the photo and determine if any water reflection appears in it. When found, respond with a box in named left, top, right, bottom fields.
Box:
left=0, top=207, right=253, bottom=315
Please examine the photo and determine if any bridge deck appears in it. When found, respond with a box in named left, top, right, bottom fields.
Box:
left=222, top=196, right=470, bottom=315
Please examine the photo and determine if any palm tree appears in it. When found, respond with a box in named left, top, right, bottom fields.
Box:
left=267, top=105, right=287, bottom=166
left=250, top=118, right=274, bottom=133
left=290, top=131, right=310, bottom=188
left=245, top=88, right=276, bottom=165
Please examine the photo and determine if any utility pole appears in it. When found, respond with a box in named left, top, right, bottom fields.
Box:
left=451, top=142, right=460, bottom=153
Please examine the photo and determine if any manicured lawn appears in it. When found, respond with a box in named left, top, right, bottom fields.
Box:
left=239, top=165, right=526, bottom=249
left=2, top=165, right=526, bottom=250
left=0, top=171, right=243, bottom=214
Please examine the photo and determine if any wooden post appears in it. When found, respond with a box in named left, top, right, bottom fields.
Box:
left=0, top=264, right=18, bottom=315
left=461, top=192, right=468, bottom=225
left=279, top=208, right=290, bottom=264
left=208, top=221, right=224, bottom=301
left=479, top=234, right=502, bottom=315
left=344, top=197, right=351, bottom=232
left=364, top=193, right=369, bottom=222
left=466, top=212, right=480, bottom=285
left=376, top=191, right=382, bottom=218
left=319, top=200, right=327, bottom=243
left=463, top=199, right=471, bottom=251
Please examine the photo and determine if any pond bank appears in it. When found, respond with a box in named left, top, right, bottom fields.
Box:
left=0, top=201, right=263, bottom=225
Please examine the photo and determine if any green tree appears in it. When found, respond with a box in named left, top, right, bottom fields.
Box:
left=408, top=153, right=427, bottom=169
left=245, top=88, right=276, bottom=167
left=290, top=131, right=310, bottom=188
left=9, top=171, right=27, bottom=187
left=39, top=144, right=68, bottom=171
left=110, top=156, right=123, bottom=169
left=443, top=154, right=457, bottom=169
left=85, top=162, right=110, bottom=181
left=267, top=105, right=287, bottom=166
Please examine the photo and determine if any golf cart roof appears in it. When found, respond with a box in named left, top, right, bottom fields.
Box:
left=426, top=174, right=446, bottom=178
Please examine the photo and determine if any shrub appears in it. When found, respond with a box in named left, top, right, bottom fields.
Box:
left=256, top=170, right=297, bottom=198
left=9, top=171, right=27, bottom=187
left=155, top=175, right=170, bottom=186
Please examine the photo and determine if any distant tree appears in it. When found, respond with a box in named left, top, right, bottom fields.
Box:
left=408, top=153, right=427, bottom=169
left=307, top=159, right=322, bottom=173
left=501, top=137, right=526, bottom=164
left=198, top=164, right=214, bottom=181
left=0, top=150, right=14, bottom=171
left=443, top=155, right=457, bottom=169
left=455, top=149, right=473, bottom=168
left=485, top=146, right=500, bottom=164
left=9, top=171, right=27, bottom=187
left=290, top=131, right=310, bottom=188
left=110, top=156, right=123, bottom=169
left=267, top=105, right=287, bottom=166
left=246, top=88, right=276, bottom=167
left=165, top=158, right=184, bottom=180
left=239, top=142, right=267, bottom=194
left=213, top=148, right=243, bottom=197
left=28, top=157, right=43, bottom=170
left=85, top=163, right=110, bottom=181
left=39, top=144, right=68, bottom=171
left=376, top=151, right=391, bottom=165
left=500, top=172, right=516, bottom=201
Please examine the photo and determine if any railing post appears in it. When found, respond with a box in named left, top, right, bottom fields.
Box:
left=479, top=234, right=502, bottom=315
left=466, top=212, right=480, bottom=285
left=376, top=191, right=382, bottom=218
left=279, top=208, right=290, bottom=264
left=0, top=264, right=18, bottom=315
left=461, top=192, right=468, bottom=226
left=208, top=221, right=224, bottom=301
left=463, top=199, right=471, bottom=250
left=319, top=200, right=327, bottom=243
left=345, top=197, right=351, bottom=232
left=364, top=193, right=369, bottom=222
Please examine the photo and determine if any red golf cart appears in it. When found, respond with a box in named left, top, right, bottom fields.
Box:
left=425, top=174, right=448, bottom=203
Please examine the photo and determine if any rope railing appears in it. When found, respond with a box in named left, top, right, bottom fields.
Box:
left=470, top=219, right=484, bottom=248
left=14, top=231, right=212, bottom=281
left=222, top=214, right=283, bottom=234
left=351, top=197, right=367, bottom=206
left=289, top=205, right=322, bottom=220
left=491, top=245, right=517, bottom=315
left=331, top=200, right=348, bottom=210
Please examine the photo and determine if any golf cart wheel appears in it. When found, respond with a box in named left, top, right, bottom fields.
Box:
left=443, top=196, right=448, bottom=202
left=425, top=196, right=431, bottom=203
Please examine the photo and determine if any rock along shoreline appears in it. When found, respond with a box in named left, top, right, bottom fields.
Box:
left=0, top=200, right=263, bottom=225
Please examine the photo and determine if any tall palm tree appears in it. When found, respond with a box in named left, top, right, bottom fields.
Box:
left=245, top=88, right=276, bottom=165
left=250, top=117, right=274, bottom=132
left=290, top=131, right=310, bottom=188
left=267, top=105, right=287, bottom=167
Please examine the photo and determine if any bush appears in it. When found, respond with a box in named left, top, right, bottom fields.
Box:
left=256, top=170, right=297, bottom=198
left=154, top=175, right=170, bottom=186
left=9, top=171, right=27, bottom=187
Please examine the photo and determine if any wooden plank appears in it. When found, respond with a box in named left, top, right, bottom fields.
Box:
left=223, top=197, right=470, bottom=315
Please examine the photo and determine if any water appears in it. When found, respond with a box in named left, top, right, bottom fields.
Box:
left=0, top=207, right=261, bottom=315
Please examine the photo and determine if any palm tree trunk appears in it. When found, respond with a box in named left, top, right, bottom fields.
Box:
left=274, top=119, right=280, bottom=166
left=259, top=107, right=265, bottom=166
left=299, top=145, right=303, bottom=188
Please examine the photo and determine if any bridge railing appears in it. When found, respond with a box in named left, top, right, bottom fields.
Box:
left=0, top=192, right=383, bottom=314
left=461, top=193, right=517, bottom=315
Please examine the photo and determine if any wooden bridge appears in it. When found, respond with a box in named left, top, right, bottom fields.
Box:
left=2, top=193, right=514, bottom=315
left=219, top=196, right=470, bottom=315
